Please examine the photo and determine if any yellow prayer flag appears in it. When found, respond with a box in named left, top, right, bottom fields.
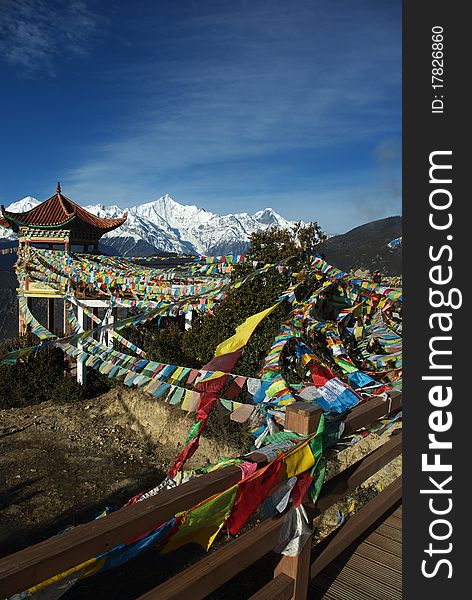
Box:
left=215, top=303, right=280, bottom=357
left=171, top=366, right=184, bottom=381
left=278, top=398, right=296, bottom=406
left=181, top=388, right=194, bottom=411
left=265, top=379, right=286, bottom=398
left=162, top=485, right=238, bottom=553
left=284, top=440, right=315, bottom=479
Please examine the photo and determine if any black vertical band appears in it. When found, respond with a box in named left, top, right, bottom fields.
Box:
left=403, top=2, right=467, bottom=597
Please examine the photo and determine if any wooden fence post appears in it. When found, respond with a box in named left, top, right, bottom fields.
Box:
left=274, top=532, right=313, bottom=600
left=285, top=403, right=322, bottom=435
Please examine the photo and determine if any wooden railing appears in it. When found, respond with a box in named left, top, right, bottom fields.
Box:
left=0, top=392, right=402, bottom=599
left=137, top=433, right=402, bottom=600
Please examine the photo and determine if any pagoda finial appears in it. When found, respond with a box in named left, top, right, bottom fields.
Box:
left=56, top=181, right=61, bottom=194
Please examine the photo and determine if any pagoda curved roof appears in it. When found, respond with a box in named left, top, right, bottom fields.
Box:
left=0, top=189, right=127, bottom=233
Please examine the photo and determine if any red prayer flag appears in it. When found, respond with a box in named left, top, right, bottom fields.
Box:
left=291, top=471, right=314, bottom=508
left=226, top=460, right=284, bottom=535
left=309, top=362, right=335, bottom=387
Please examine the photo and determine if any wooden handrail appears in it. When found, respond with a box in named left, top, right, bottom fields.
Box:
left=343, top=390, right=402, bottom=436
left=310, top=476, right=402, bottom=577
left=0, top=394, right=402, bottom=598
left=136, top=431, right=402, bottom=600
left=0, top=465, right=245, bottom=597
left=249, top=573, right=295, bottom=600
left=307, top=431, right=402, bottom=518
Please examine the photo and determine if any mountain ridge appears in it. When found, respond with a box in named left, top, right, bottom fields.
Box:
left=0, top=194, right=294, bottom=256
left=317, top=215, right=402, bottom=275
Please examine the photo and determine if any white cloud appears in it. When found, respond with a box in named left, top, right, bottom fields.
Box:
left=0, top=0, right=102, bottom=75
left=1, top=1, right=401, bottom=233
left=64, top=3, right=400, bottom=213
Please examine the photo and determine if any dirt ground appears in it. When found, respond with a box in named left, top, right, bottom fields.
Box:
left=0, top=388, right=401, bottom=599
left=0, top=388, right=248, bottom=558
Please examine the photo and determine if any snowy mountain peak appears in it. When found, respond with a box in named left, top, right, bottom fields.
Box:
left=84, top=203, right=124, bottom=219
left=5, top=196, right=41, bottom=213
left=253, top=207, right=293, bottom=229
left=1, top=194, right=297, bottom=256
left=0, top=197, right=42, bottom=240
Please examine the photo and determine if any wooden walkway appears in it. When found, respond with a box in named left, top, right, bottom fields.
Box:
left=310, top=504, right=402, bottom=600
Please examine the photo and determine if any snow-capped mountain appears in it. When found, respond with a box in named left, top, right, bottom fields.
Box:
left=0, top=197, right=40, bottom=241
left=1, top=194, right=295, bottom=255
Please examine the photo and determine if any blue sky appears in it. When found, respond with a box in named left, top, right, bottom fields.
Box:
left=0, top=0, right=401, bottom=234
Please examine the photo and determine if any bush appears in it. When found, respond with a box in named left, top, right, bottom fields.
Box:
left=83, top=368, right=114, bottom=398
left=50, top=375, right=86, bottom=405
left=0, top=335, right=112, bottom=410
left=0, top=343, right=68, bottom=409
left=248, top=221, right=327, bottom=264
left=139, top=319, right=195, bottom=367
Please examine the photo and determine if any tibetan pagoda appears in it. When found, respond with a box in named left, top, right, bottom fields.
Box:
left=0, top=182, right=127, bottom=253
left=0, top=183, right=127, bottom=340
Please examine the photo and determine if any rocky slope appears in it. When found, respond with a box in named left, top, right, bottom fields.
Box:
left=317, top=216, right=402, bottom=275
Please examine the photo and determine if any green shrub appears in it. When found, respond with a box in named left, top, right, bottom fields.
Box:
left=0, top=335, right=112, bottom=409
left=0, top=343, right=67, bottom=409
left=83, top=368, right=114, bottom=398
left=50, top=374, right=86, bottom=405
